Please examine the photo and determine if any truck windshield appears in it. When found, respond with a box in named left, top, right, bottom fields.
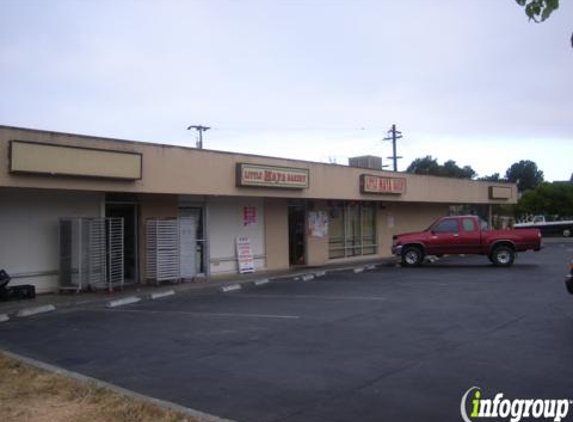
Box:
left=425, top=218, right=441, bottom=232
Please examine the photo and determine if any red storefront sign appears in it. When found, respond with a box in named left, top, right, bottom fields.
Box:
left=360, top=174, right=407, bottom=195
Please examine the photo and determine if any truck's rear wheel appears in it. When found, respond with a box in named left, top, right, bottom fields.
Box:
left=563, top=228, right=571, bottom=238
left=401, top=246, right=424, bottom=267
left=491, top=245, right=515, bottom=267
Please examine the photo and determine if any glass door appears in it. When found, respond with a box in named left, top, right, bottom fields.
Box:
left=179, top=207, right=205, bottom=277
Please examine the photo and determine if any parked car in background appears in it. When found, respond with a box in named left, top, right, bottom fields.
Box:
left=392, top=215, right=542, bottom=267
left=565, top=260, right=573, bottom=294
left=515, top=215, right=573, bottom=238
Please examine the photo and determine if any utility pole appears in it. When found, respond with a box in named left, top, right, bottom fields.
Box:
left=187, top=125, right=211, bottom=149
left=383, top=124, right=403, bottom=172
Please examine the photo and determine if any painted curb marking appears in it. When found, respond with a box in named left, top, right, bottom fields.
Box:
left=314, top=271, right=327, bottom=277
left=253, top=279, right=269, bottom=286
left=150, top=290, right=175, bottom=300
left=365, top=264, right=377, bottom=271
left=0, top=314, right=9, bottom=323
left=16, top=304, right=56, bottom=318
left=302, top=274, right=315, bottom=281
left=353, top=267, right=365, bottom=273
left=220, top=284, right=242, bottom=293
left=107, top=296, right=141, bottom=308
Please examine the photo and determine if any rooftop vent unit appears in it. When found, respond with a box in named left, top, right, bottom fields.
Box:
left=348, top=155, right=383, bottom=170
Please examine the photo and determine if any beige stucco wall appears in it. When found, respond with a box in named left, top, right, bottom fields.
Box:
left=0, top=126, right=517, bottom=205
left=0, top=187, right=103, bottom=293
left=264, top=198, right=289, bottom=271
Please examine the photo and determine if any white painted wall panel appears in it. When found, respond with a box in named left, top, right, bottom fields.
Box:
left=208, top=197, right=265, bottom=275
left=0, top=188, right=103, bottom=293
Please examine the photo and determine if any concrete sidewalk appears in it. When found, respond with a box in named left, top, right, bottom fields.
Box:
left=0, top=258, right=395, bottom=319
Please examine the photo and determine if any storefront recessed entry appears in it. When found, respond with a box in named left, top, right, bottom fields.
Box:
left=288, top=205, right=306, bottom=266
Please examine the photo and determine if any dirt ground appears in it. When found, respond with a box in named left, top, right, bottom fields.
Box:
left=0, top=353, right=204, bottom=422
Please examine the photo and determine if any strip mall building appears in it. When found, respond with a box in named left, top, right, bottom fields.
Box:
left=0, top=125, right=517, bottom=293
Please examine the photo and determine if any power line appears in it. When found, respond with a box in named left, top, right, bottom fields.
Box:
left=209, top=127, right=386, bottom=132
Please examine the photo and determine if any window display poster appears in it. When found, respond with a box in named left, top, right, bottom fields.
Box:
left=308, top=211, right=329, bottom=238
left=243, top=206, right=257, bottom=227
left=236, top=236, right=255, bottom=273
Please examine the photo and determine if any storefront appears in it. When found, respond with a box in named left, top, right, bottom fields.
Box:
left=0, top=125, right=517, bottom=293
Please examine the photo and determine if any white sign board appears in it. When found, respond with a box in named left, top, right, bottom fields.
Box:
left=236, top=236, right=255, bottom=274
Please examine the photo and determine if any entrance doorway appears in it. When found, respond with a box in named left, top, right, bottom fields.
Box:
left=105, top=203, right=138, bottom=284
left=288, top=205, right=306, bottom=266
left=179, top=207, right=205, bottom=278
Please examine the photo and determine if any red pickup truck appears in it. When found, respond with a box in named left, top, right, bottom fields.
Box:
left=392, top=215, right=542, bottom=267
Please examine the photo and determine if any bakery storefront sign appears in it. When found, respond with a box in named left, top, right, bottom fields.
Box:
left=237, top=163, right=309, bottom=189
left=361, top=174, right=407, bottom=195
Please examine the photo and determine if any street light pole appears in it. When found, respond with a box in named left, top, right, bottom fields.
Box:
left=187, top=125, right=211, bottom=149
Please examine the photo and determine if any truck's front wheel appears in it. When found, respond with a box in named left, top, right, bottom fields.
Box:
left=491, top=245, right=515, bottom=267
left=401, top=246, right=424, bottom=267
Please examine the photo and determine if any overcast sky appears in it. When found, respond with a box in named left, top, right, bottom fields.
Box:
left=1, top=0, right=571, bottom=181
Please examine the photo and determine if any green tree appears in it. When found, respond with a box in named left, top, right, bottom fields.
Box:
left=516, top=0, right=559, bottom=22
left=505, top=160, right=544, bottom=192
left=516, top=182, right=573, bottom=218
left=478, top=173, right=503, bottom=182
left=406, top=156, right=441, bottom=176
left=406, top=156, right=476, bottom=179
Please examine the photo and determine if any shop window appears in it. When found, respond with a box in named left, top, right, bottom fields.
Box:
left=328, top=202, right=377, bottom=259
left=328, top=206, right=345, bottom=259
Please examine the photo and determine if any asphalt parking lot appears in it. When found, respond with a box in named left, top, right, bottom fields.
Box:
left=2, top=241, right=573, bottom=422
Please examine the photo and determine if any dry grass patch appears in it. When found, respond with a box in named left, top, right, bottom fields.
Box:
left=0, top=353, right=205, bottom=422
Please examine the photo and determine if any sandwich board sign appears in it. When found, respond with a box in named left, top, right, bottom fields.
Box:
left=236, top=237, right=255, bottom=274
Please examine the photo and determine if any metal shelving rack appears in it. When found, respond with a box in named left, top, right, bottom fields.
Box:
left=106, top=218, right=124, bottom=291
left=59, top=217, right=124, bottom=292
left=146, top=219, right=180, bottom=284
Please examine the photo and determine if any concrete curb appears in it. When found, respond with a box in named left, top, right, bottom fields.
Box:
left=353, top=267, right=365, bottom=273
left=0, top=349, right=239, bottom=422
left=0, top=314, right=9, bottom=323
left=365, top=264, right=377, bottom=271
left=107, top=296, right=141, bottom=308
left=150, top=290, right=175, bottom=300
left=0, top=258, right=397, bottom=318
left=16, top=304, right=56, bottom=318
left=220, top=284, right=242, bottom=293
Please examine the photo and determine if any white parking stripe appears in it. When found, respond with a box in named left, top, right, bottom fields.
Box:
left=237, top=294, right=386, bottom=301
left=103, top=309, right=300, bottom=320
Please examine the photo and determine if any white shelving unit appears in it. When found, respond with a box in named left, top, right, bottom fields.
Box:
left=146, top=219, right=180, bottom=283
left=59, top=217, right=124, bottom=292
